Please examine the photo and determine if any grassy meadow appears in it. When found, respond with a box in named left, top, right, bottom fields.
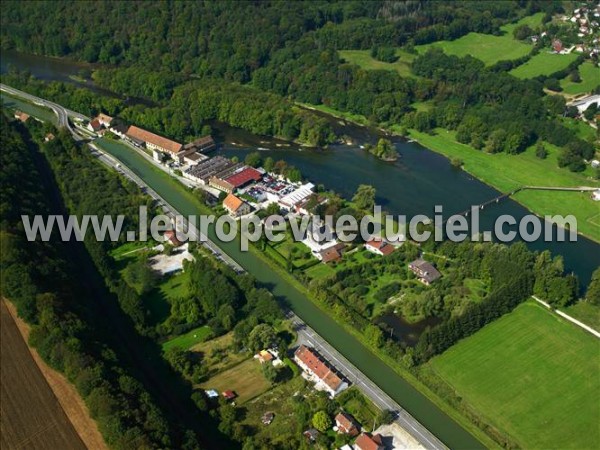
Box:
left=560, top=61, right=600, bottom=95
left=338, top=49, right=417, bottom=77
left=509, top=52, right=579, bottom=79
left=428, top=301, right=600, bottom=449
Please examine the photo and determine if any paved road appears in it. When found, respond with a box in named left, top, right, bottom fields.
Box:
left=289, top=313, right=446, bottom=449
left=5, top=83, right=447, bottom=450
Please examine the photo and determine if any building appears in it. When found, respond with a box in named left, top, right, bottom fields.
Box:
left=13, top=110, right=29, bottom=122
left=354, top=432, right=384, bottom=450
left=126, top=125, right=182, bottom=155
left=210, top=176, right=235, bottom=194
left=164, top=230, right=184, bottom=247
left=335, top=412, right=359, bottom=436
left=224, top=166, right=263, bottom=190
left=262, top=412, right=274, bottom=425
left=222, top=390, right=237, bottom=401
left=303, top=428, right=319, bottom=443
left=223, top=193, right=251, bottom=218
left=109, top=120, right=129, bottom=139
left=318, top=243, right=346, bottom=263
left=183, top=156, right=238, bottom=185
left=592, top=189, right=600, bottom=201
left=365, top=238, right=395, bottom=256
left=552, top=39, right=564, bottom=53
left=278, top=182, right=315, bottom=210
left=256, top=350, right=274, bottom=364
left=87, top=118, right=102, bottom=132
left=44, top=133, right=55, bottom=142
left=96, top=113, right=113, bottom=127
left=183, top=135, right=216, bottom=153
left=409, top=259, right=441, bottom=285
left=302, top=222, right=339, bottom=260
left=183, top=151, right=207, bottom=166
left=294, top=345, right=348, bottom=397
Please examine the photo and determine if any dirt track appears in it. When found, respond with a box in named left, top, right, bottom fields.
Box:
left=1, top=298, right=106, bottom=450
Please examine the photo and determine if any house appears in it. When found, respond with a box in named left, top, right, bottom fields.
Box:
left=183, top=151, right=207, bottom=166
left=224, top=166, right=263, bottom=190
left=590, top=160, right=600, bottom=168
left=303, top=428, right=319, bottom=443
left=109, top=121, right=129, bottom=139
left=223, top=193, right=251, bottom=218
left=354, top=432, right=384, bottom=450
left=256, top=350, right=274, bottom=364
left=261, top=411, right=274, bottom=425
left=209, top=176, right=235, bottom=193
left=183, top=135, right=216, bottom=154
left=13, top=110, right=30, bottom=122
left=318, top=243, right=346, bottom=263
left=164, top=230, right=184, bottom=247
left=44, top=133, right=55, bottom=142
left=96, top=113, right=113, bottom=127
left=552, top=39, right=564, bottom=53
left=126, top=125, right=182, bottom=155
left=87, top=118, right=102, bottom=132
left=365, top=238, right=395, bottom=256
left=222, top=390, right=237, bottom=401
left=302, top=221, right=340, bottom=260
left=409, top=259, right=441, bottom=285
left=294, top=345, right=348, bottom=397
left=205, top=389, right=219, bottom=399
left=335, top=412, right=360, bottom=436
left=592, top=189, right=600, bottom=201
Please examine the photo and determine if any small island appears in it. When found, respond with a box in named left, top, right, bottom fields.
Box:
left=364, top=138, right=398, bottom=161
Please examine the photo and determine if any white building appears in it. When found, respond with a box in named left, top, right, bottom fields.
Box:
left=278, top=182, right=315, bottom=210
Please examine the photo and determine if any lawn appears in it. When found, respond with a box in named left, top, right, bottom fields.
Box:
left=509, top=52, right=579, bottom=79
left=199, top=358, right=271, bottom=404
left=338, top=49, right=417, bottom=78
left=1, top=92, right=58, bottom=124
left=428, top=301, right=600, bottom=449
left=560, top=61, right=600, bottom=95
left=144, top=269, right=191, bottom=325
left=562, top=301, right=600, bottom=331
left=161, top=325, right=212, bottom=352
left=409, top=129, right=600, bottom=242
left=190, top=332, right=248, bottom=374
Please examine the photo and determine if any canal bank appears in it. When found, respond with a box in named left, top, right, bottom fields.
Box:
left=94, top=138, right=489, bottom=449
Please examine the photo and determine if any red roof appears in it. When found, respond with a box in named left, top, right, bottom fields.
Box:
left=222, top=390, right=236, bottom=400
left=365, top=238, right=394, bottom=255
left=223, top=193, right=244, bottom=212
left=89, top=119, right=102, bottom=130
left=126, top=125, right=182, bottom=154
left=355, top=433, right=384, bottom=450
left=164, top=230, right=184, bottom=247
left=295, top=345, right=344, bottom=392
left=225, top=167, right=262, bottom=188
left=335, top=412, right=359, bottom=436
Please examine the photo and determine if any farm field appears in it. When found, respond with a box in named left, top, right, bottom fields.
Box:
left=338, top=49, right=417, bottom=77
left=408, top=129, right=600, bottom=242
left=509, top=52, right=579, bottom=79
left=198, top=358, right=271, bottom=404
left=560, top=61, right=600, bottom=94
left=0, top=300, right=86, bottom=450
left=428, top=301, right=600, bottom=449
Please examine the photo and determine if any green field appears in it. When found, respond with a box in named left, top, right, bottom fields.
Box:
left=338, top=49, right=417, bottom=77
left=199, top=358, right=271, bottom=404
left=560, top=62, right=600, bottom=95
left=415, top=13, right=544, bottom=67
left=408, top=129, right=600, bottom=242
left=162, top=325, right=212, bottom=351
left=429, top=301, right=600, bottom=449
left=1, top=92, right=57, bottom=124
left=562, top=301, right=600, bottom=331
left=510, top=52, right=579, bottom=79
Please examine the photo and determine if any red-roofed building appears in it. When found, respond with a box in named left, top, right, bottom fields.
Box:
left=14, top=110, right=30, bottom=122
left=126, top=125, right=182, bottom=155
left=164, top=230, right=184, bottom=247
left=222, top=390, right=237, bottom=401
left=223, top=193, right=251, bottom=218
left=354, top=433, right=384, bottom=450
left=335, top=412, right=360, bottom=436
left=294, top=345, right=348, bottom=397
left=225, top=167, right=263, bottom=189
left=87, top=118, right=102, bottom=132
left=365, top=238, right=394, bottom=256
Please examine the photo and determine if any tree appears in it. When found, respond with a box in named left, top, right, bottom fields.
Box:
left=312, top=411, right=332, bottom=432
left=513, top=24, right=533, bottom=40
left=583, top=103, right=598, bottom=121
left=376, top=409, right=395, bottom=426
left=123, top=259, right=157, bottom=294
left=535, top=141, right=547, bottom=159
left=569, top=70, right=581, bottom=83
left=261, top=363, right=278, bottom=384
left=586, top=268, right=600, bottom=306
left=247, top=324, right=277, bottom=352
left=364, top=324, right=384, bottom=348
left=352, top=184, right=376, bottom=211
left=263, top=156, right=275, bottom=173
left=245, top=151, right=262, bottom=168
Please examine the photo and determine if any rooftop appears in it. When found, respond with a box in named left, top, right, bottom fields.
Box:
left=225, top=166, right=263, bottom=188
left=126, top=125, right=182, bottom=154
left=223, top=193, right=244, bottom=212
left=295, top=345, right=344, bottom=391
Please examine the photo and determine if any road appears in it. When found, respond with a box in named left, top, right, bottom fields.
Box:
left=5, top=83, right=447, bottom=450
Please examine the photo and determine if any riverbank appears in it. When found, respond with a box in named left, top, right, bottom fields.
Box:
left=302, top=102, right=599, bottom=243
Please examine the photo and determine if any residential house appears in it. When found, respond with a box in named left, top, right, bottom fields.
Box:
left=335, top=412, right=359, bottom=436
left=365, top=238, right=395, bottom=256
left=13, top=110, right=29, bottom=122
left=256, top=350, right=274, bottom=364
left=109, top=120, right=129, bottom=139
left=354, top=432, right=384, bottom=450
left=294, top=345, right=348, bottom=397
left=223, top=193, right=251, bottom=218
left=87, top=118, right=102, bottom=132
left=552, top=39, right=564, bottom=53
left=318, top=243, right=346, bottom=263
left=96, top=113, right=113, bottom=127
left=409, top=259, right=441, bottom=285
left=164, top=230, right=184, bottom=247
left=222, top=390, right=237, bottom=401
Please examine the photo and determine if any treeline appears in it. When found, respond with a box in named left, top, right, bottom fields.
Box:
left=0, top=114, right=186, bottom=448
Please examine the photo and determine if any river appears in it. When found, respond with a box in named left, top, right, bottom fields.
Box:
left=3, top=49, right=600, bottom=449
